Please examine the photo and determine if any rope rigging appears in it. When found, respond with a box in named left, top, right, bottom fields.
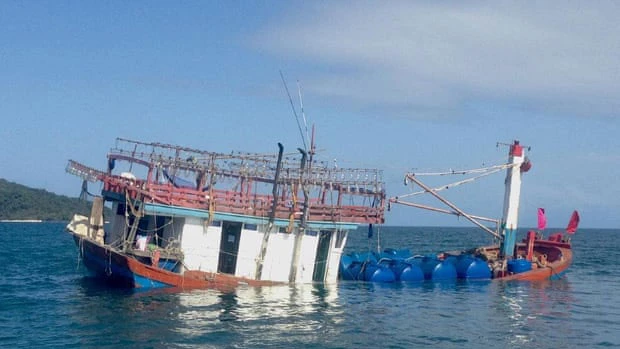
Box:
left=389, top=161, right=517, bottom=240
left=410, top=162, right=515, bottom=176
left=398, top=162, right=517, bottom=199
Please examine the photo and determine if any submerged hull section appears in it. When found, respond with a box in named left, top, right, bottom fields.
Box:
left=73, top=233, right=279, bottom=290
left=75, top=235, right=142, bottom=288
left=339, top=239, right=572, bottom=283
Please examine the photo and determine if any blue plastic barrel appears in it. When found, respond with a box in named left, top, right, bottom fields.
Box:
left=363, top=263, right=396, bottom=282
left=456, top=255, right=491, bottom=279
left=387, top=261, right=423, bottom=282
left=388, top=260, right=404, bottom=280
left=398, top=263, right=424, bottom=282
left=421, top=257, right=457, bottom=280
left=340, top=254, right=354, bottom=270
left=507, top=259, right=532, bottom=274
left=380, top=249, right=411, bottom=262
left=340, top=261, right=363, bottom=281
left=444, top=255, right=458, bottom=266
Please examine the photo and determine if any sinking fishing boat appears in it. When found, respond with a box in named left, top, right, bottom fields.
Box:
left=66, top=135, right=385, bottom=289
left=341, top=141, right=579, bottom=282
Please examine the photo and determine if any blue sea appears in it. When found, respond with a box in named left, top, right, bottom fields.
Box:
left=1, top=223, right=619, bottom=348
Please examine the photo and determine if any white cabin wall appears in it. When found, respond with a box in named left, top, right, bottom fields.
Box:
left=262, top=229, right=295, bottom=282
left=235, top=225, right=265, bottom=279
left=201, top=224, right=222, bottom=273
left=295, top=231, right=319, bottom=283
left=180, top=217, right=219, bottom=272
left=325, top=230, right=348, bottom=283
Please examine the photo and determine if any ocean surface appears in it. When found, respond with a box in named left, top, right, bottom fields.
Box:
left=1, top=223, right=619, bottom=348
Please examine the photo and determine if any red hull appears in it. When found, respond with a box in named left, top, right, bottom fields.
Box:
left=73, top=233, right=281, bottom=291
left=482, top=239, right=573, bottom=281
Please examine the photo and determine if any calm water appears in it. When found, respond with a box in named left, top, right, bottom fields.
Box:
left=1, top=223, right=619, bottom=348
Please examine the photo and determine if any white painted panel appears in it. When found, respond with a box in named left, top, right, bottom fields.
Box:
left=235, top=227, right=264, bottom=279
left=295, top=233, right=319, bottom=283
left=262, top=231, right=295, bottom=282
left=325, top=231, right=348, bottom=283
left=180, top=217, right=213, bottom=271
left=201, top=225, right=222, bottom=273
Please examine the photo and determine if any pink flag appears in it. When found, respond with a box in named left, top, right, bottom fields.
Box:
left=537, top=208, right=547, bottom=230
left=566, top=210, right=580, bottom=234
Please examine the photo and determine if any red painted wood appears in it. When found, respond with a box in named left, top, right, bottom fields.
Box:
left=481, top=240, right=573, bottom=281
left=102, top=174, right=385, bottom=224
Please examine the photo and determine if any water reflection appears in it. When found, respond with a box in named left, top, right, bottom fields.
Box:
left=69, top=275, right=593, bottom=349
left=169, top=283, right=343, bottom=346
left=491, top=279, right=575, bottom=348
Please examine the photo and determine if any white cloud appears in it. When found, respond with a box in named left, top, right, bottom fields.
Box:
left=255, top=1, right=620, bottom=118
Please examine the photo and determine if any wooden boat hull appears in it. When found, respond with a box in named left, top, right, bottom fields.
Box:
left=72, top=233, right=280, bottom=291
left=499, top=242, right=572, bottom=281
left=474, top=239, right=572, bottom=281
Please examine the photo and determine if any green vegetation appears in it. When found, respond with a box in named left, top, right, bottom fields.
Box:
left=0, top=178, right=94, bottom=221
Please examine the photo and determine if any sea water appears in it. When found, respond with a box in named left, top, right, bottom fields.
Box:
left=1, top=223, right=618, bottom=348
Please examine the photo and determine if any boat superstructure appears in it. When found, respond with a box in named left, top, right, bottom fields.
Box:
left=66, top=137, right=385, bottom=289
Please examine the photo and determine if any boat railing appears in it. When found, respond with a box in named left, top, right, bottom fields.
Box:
left=103, top=175, right=384, bottom=224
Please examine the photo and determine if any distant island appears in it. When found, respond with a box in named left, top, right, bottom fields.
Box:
left=0, top=178, right=95, bottom=221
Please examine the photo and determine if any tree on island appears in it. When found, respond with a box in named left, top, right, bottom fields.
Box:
left=0, top=178, right=96, bottom=221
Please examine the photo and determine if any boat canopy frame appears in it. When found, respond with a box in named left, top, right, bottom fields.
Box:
left=67, top=137, right=386, bottom=225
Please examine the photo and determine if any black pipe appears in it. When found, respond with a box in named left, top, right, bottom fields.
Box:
left=268, top=143, right=284, bottom=225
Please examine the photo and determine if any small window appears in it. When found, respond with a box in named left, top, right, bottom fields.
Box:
left=244, top=224, right=258, bottom=231
left=210, top=220, right=222, bottom=227
left=305, top=230, right=318, bottom=236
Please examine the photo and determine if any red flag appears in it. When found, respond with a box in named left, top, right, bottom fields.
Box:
left=566, top=210, right=580, bottom=234
left=537, top=208, right=547, bottom=230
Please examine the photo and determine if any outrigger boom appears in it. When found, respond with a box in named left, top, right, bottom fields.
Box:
left=390, top=174, right=502, bottom=239
left=389, top=140, right=531, bottom=245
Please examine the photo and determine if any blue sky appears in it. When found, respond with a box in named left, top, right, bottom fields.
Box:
left=1, top=1, right=618, bottom=228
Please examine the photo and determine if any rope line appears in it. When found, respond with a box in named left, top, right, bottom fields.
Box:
left=398, top=163, right=517, bottom=199
left=412, top=162, right=517, bottom=176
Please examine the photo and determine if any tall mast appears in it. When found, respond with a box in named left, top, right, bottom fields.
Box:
left=500, top=140, right=529, bottom=258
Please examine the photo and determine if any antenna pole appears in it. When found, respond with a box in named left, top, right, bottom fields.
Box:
left=279, top=70, right=307, bottom=151
left=297, top=80, right=310, bottom=147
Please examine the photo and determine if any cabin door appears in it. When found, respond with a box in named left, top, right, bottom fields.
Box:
left=218, top=222, right=242, bottom=275
left=312, top=230, right=332, bottom=282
